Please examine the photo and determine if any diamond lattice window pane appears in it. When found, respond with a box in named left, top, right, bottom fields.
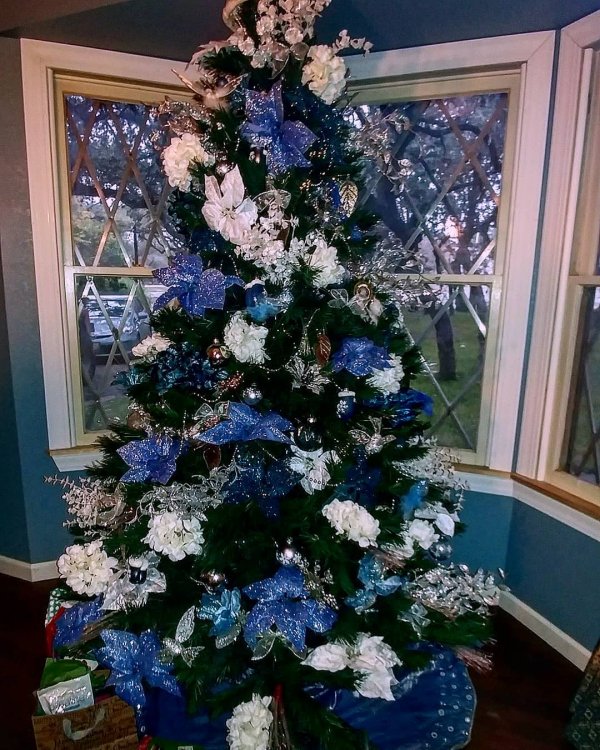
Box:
left=403, top=283, right=490, bottom=451
left=66, top=95, right=177, bottom=269
left=348, top=93, right=508, bottom=276
left=562, top=286, right=600, bottom=486
left=76, top=276, right=166, bottom=432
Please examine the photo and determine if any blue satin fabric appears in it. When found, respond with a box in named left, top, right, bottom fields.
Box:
left=145, top=647, right=475, bottom=749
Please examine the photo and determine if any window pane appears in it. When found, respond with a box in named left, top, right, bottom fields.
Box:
left=403, top=283, right=491, bottom=451
left=562, top=286, right=600, bottom=486
left=76, top=276, right=165, bottom=432
left=348, top=93, right=508, bottom=276
left=66, top=95, right=181, bottom=269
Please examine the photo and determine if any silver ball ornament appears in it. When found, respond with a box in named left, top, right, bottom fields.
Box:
left=242, top=384, right=263, bottom=406
left=429, top=541, right=453, bottom=561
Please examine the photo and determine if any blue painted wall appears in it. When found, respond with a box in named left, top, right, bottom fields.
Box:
left=452, top=492, right=514, bottom=573
left=0, top=37, right=70, bottom=563
left=506, top=502, right=600, bottom=652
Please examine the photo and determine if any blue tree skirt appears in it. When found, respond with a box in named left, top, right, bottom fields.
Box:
left=145, top=648, right=475, bottom=749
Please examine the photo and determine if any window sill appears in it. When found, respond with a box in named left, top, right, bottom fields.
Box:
left=511, top=473, right=600, bottom=522
left=50, top=447, right=102, bottom=473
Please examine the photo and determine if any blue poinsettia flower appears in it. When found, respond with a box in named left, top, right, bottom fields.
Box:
left=118, top=435, right=183, bottom=484
left=332, top=337, right=391, bottom=377
left=96, top=629, right=181, bottom=709
left=223, top=455, right=299, bottom=518
left=243, top=566, right=336, bottom=653
left=197, top=588, right=241, bottom=639
left=241, top=82, right=317, bottom=176
left=364, top=388, right=434, bottom=426
left=153, top=253, right=242, bottom=317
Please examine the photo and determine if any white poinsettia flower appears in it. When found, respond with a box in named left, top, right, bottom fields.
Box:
left=306, top=236, right=346, bottom=287
left=131, top=333, right=172, bottom=361
left=302, top=643, right=348, bottom=672
left=202, top=166, right=258, bottom=245
left=406, top=518, right=439, bottom=550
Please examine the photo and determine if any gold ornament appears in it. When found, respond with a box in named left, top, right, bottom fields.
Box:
left=353, top=281, right=374, bottom=302
left=339, top=179, right=359, bottom=216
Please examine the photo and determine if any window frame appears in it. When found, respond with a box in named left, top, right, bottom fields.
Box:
left=348, top=73, right=520, bottom=465
left=22, top=32, right=555, bottom=474
left=517, top=10, right=600, bottom=512
left=21, top=40, right=187, bottom=469
left=349, top=31, right=555, bottom=473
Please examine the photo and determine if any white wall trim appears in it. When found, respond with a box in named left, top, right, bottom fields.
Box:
left=457, top=472, right=514, bottom=497
left=0, top=554, right=58, bottom=582
left=512, top=482, right=600, bottom=542
left=499, top=590, right=591, bottom=670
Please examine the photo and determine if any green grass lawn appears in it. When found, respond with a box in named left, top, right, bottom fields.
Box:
left=403, top=309, right=485, bottom=451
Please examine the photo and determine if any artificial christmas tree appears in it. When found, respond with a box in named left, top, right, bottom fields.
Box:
left=46, top=1, right=499, bottom=747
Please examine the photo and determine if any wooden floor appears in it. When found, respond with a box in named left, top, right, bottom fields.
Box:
left=0, top=574, right=582, bottom=749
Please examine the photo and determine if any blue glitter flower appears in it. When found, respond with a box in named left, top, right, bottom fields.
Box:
left=118, top=435, right=183, bottom=484
left=243, top=566, right=336, bottom=653
left=332, top=337, right=391, bottom=377
left=153, top=253, right=242, bottom=317
left=97, top=629, right=181, bottom=709
left=223, top=455, right=299, bottom=518
left=241, top=82, right=317, bottom=176
left=197, top=588, right=241, bottom=639
left=196, top=403, right=293, bottom=445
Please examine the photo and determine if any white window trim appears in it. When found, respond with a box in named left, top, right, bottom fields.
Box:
left=349, top=31, right=556, bottom=473
left=517, top=11, right=600, bottom=508
left=21, top=39, right=188, bottom=470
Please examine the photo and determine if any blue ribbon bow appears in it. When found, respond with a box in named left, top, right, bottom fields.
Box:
left=332, top=337, right=391, bottom=376
left=118, top=435, right=183, bottom=484
left=241, top=82, right=317, bottom=176
left=196, top=403, right=293, bottom=445
left=153, top=253, right=242, bottom=317
left=54, top=598, right=103, bottom=649
left=243, top=566, right=336, bottom=653
left=96, top=629, right=181, bottom=709
left=346, top=554, right=404, bottom=613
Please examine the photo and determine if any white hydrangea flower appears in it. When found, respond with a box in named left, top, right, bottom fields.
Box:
left=302, top=643, right=348, bottom=672
left=57, top=540, right=118, bottom=597
left=406, top=518, right=439, bottom=550
left=226, top=694, right=273, bottom=750
left=302, top=45, right=347, bottom=104
left=162, top=133, right=215, bottom=191
left=224, top=312, right=269, bottom=364
left=143, top=511, right=205, bottom=562
left=322, top=499, right=380, bottom=548
left=306, top=235, right=346, bottom=287
left=367, top=354, right=405, bottom=395
left=131, top=333, right=172, bottom=361
left=202, top=167, right=258, bottom=245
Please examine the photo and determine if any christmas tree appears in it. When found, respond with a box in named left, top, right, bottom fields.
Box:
left=50, top=1, right=498, bottom=747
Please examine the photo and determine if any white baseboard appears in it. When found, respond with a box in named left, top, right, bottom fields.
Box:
left=0, top=554, right=57, bottom=582
left=499, top=590, right=591, bottom=670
